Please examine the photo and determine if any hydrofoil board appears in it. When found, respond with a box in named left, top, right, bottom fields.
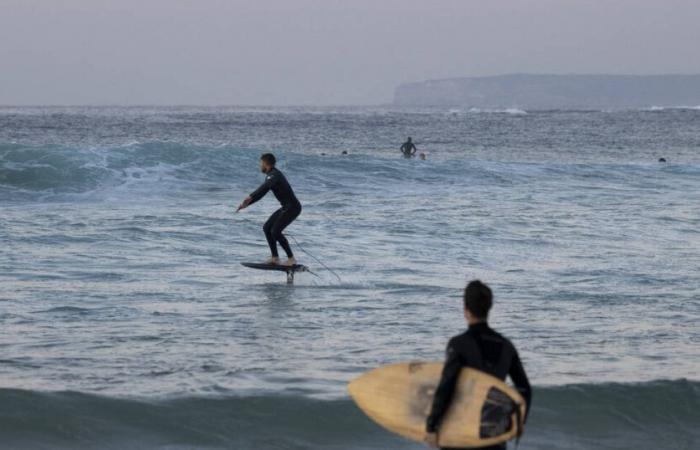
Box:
left=241, top=262, right=308, bottom=284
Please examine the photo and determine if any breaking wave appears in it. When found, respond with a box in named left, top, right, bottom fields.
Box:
left=0, top=380, right=697, bottom=449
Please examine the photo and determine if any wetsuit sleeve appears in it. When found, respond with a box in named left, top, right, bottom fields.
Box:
left=249, top=173, right=279, bottom=205
left=426, top=339, right=462, bottom=432
left=508, top=349, right=532, bottom=421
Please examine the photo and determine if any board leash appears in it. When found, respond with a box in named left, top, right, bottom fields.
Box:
left=287, top=234, right=342, bottom=283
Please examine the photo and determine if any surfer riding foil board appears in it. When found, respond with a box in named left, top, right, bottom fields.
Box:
left=237, top=153, right=307, bottom=283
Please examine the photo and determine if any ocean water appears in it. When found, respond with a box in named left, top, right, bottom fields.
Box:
left=1, top=106, right=699, bottom=449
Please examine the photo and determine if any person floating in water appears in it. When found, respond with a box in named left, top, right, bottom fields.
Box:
left=237, top=153, right=302, bottom=266
left=425, top=280, right=532, bottom=450
left=400, top=137, right=417, bottom=158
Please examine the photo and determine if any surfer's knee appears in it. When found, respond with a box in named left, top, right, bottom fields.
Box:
left=271, top=228, right=284, bottom=241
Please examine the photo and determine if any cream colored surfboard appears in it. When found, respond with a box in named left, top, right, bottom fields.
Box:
left=348, top=362, right=526, bottom=448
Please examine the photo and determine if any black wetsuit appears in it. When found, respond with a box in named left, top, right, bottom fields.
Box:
left=426, top=323, right=532, bottom=450
left=249, top=167, right=302, bottom=258
left=401, top=141, right=416, bottom=157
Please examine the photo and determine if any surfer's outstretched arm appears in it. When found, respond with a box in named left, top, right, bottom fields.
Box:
left=237, top=170, right=280, bottom=211
left=236, top=196, right=252, bottom=212
left=249, top=171, right=280, bottom=205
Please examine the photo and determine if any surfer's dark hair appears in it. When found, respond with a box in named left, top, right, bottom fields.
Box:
left=463, top=280, right=492, bottom=319
left=261, top=153, right=276, bottom=166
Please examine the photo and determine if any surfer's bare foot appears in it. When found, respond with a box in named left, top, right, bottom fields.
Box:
left=284, top=257, right=296, bottom=266
left=265, top=257, right=279, bottom=265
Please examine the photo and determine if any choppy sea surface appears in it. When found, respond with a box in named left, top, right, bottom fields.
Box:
left=1, top=106, right=699, bottom=449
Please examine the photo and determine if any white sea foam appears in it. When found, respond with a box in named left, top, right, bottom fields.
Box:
left=467, top=107, right=527, bottom=114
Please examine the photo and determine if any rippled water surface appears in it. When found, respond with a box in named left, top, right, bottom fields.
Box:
left=1, top=106, right=699, bottom=448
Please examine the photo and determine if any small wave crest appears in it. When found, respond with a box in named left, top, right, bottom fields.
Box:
left=644, top=105, right=700, bottom=112
left=0, top=142, right=256, bottom=200
left=33, top=306, right=92, bottom=314
left=468, top=107, right=528, bottom=115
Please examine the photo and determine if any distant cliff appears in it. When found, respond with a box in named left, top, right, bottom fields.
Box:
left=393, top=74, right=700, bottom=109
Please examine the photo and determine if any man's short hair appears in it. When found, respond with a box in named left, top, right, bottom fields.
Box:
left=261, top=153, right=276, bottom=166
left=463, top=280, right=493, bottom=319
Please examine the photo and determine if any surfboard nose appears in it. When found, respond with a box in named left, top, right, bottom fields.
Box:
left=347, top=370, right=375, bottom=405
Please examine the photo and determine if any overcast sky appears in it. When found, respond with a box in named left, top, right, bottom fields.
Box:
left=1, top=0, right=699, bottom=105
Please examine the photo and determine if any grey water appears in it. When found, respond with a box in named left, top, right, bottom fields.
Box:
left=1, top=106, right=699, bottom=449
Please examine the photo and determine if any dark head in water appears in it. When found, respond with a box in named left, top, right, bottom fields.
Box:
left=260, top=153, right=276, bottom=173
left=659, top=157, right=667, bottom=163
left=341, top=150, right=348, bottom=155
left=463, top=279, right=492, bottom=324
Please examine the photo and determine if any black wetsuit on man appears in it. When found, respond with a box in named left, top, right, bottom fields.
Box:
left=426, top=323, right=532, bottom=450
left=401, top=140, right=416, bottom=158
left=249, top=167, right=302, bottom=258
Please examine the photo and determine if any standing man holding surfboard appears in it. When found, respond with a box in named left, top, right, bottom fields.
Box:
left=425, top=280, right=532, bottom=449
left=237, top=153, right=302, bottom=266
